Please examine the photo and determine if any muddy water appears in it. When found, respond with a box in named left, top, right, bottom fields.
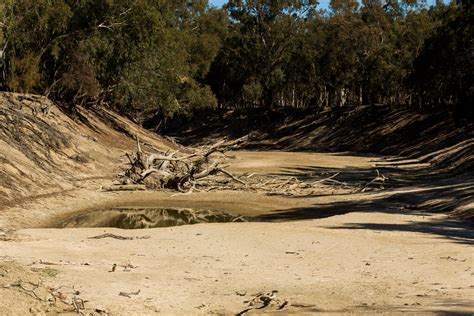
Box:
left=56, top=207, right=247, bottom=229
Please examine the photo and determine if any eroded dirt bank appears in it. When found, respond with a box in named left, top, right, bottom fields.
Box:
left=0, top=92, right=177, bottom=208
left=162, top=106, right=474, bottom=174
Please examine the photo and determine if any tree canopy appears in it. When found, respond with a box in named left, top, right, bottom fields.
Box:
left=0, top=0, right=472, bottom=121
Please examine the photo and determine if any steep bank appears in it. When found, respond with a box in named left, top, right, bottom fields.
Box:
left=162, top=106, right=474, bottom=174
left=0, top=93, right=174, bottom=207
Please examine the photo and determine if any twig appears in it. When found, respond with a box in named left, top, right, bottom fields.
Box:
left=2, top=280, right=44, bottom=301
left=217, top=168, right=246, bottom=185
left=312, top=172, right=340, bottom=183
left=119, top=289, right=140, bottom=298
left=88, top=233, right=151, bottom=240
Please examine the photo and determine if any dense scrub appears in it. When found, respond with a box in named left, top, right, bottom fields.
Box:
left=0, top=1, right=472, bottom=122
left=0, top=1, right=226, bottom=121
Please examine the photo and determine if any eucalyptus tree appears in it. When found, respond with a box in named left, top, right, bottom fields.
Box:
left=410, top=3, right=473, bottom=120
left=212, top=0, right=317, bottom=108
left=1, top=0, right=225, bottom=120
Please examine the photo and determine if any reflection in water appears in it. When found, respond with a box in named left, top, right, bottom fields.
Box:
left=58, top=207, right=247, bottom=229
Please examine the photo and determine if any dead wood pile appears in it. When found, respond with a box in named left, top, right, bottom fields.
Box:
left=115, top=136, right=248, bottom=193
left=112, top=136, right=387, bottom=195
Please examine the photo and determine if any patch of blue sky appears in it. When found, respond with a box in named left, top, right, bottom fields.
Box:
left=209, top=0, right=451, bottom=10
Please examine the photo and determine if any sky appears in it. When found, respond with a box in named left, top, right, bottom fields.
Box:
left=209, top=0, right=227, bottom=7
left=209, top=0, right=332, bottom=9
left=209, top=0, right=445, bottom=10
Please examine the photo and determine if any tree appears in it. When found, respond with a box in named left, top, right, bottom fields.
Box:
left=1, top=0, right=226, bottom=120
left=209, top=0, right=317, bottom=108
left=410, top=3, right=473, bottom=120
left=1, top=0, right=471, bottom=120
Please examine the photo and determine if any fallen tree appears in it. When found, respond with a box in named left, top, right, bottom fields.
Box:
left=113, top=135, right=388, bottom=196
left=116, top=136, right=248, bottom=193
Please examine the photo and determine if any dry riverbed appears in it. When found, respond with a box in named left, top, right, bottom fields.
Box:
left=0, top=151, right=473, bottom=315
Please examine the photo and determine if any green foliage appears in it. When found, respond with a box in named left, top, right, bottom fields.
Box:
left=6, top=51, right=40, bottom=92
left=208, top=0, right=470, bottom=116
left=410, top=4, right=473, bottom=119
left=0, top=0, right=471, bottom=120
left=211, top=0, right=317, bottom=107
left=1, top=0, right=224, bottom=120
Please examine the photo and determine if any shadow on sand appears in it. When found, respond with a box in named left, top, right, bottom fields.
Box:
left=255, top=163, right=474, bottom=245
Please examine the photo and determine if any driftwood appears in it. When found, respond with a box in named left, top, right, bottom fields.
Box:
left=236, top=290, right=288, bottom=315
left=359, top=169, right=388, bottom=192
left=111, top=136, right=387, bottom=196
left=101, top=184, right=146, bottom=192
left=88, top=233, right=151, bottom=240
left=1, top=280, right=93, bottom=314
left=115, top=135, right=248, bottom=193
left=119, top=289, right=141, bottom=298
